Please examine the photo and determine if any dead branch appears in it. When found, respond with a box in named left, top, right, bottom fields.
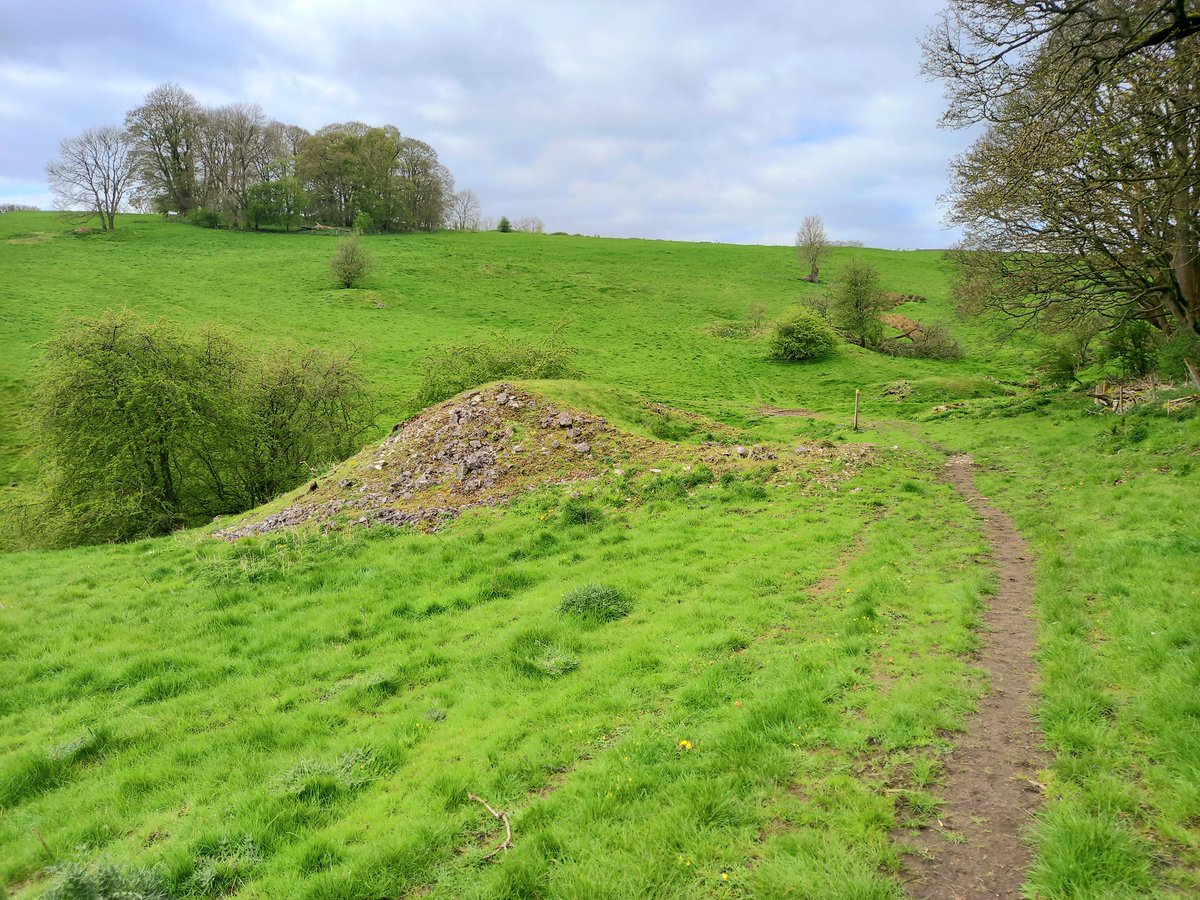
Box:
left=32, top=826, right=54, bottom=859
left=468, top=792, right=513, bottom=860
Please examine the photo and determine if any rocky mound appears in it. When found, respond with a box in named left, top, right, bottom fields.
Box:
left=216, top=383, right=875, bottom=540
left=217, top=383, right=661, bottom=539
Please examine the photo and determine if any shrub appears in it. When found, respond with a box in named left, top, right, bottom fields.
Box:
left=411, top=330, right=577, bottom=410
left=1099, top=318, right=1159, bottom=378
left=497, top=216, right=512, bottom=233
left=767, top=309, right=839, bottom=361
left=1158, top=330, right=1200, bottom=383
left=330, top=234, right=374, bottom=288
left=1037, top=325, right=1097, bottom=386
left=559, top=584, right=631, bottom=623
left=31, top=310, right=375, bottom=546
left=187, top=207, right=222, bottom=229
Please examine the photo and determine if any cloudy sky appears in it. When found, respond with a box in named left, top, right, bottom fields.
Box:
left=0, top=0, right=975, bottom=248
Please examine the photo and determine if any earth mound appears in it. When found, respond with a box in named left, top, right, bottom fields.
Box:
left=217, top=383, right=662, bottom=539
left=217, top=383, right=874, bottom=540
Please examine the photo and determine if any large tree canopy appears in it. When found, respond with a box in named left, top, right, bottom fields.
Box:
left=927, top=1, right=1200, bottom=385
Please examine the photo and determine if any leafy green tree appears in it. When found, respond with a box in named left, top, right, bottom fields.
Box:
left=124, top=83, right=203, bottom=216
left=32, top=311, right=374, bottom=546
left=330, top=234, right=374, bottom=288
left=1100, top=319, right=1160, bottom=379
left=297, top=123, right=452, bottom=231
left=497, top=216, right=512, bottom=233
left=832, top=258, right=885, bottom=348
left=245, top=176, right=306, bottom=231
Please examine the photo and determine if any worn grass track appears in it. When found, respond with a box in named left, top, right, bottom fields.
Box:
left=900, top=454, right=1047, bottom=897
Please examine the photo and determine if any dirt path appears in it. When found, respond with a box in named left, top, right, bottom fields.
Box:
left=901, top=453, right=1047, bottom=898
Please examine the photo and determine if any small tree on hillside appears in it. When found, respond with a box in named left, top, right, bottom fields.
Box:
left=330, top=234, right=374, bottom=288
left=832, top=258, right=885, bottom=348
left=795, top=215, right=829, bottom=283
left=497, top=216, right=512, bottom=233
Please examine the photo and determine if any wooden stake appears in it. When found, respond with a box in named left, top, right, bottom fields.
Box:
left=853, top=388, right=861, bottom=431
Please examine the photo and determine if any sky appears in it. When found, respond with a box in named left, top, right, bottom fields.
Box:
left=0, top=0, right=977, bottom=248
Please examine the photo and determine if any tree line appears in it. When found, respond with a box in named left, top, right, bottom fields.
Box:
left=46, top=83, right=484, bottom=234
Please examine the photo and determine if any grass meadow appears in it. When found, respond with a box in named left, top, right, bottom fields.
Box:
left=0, top=212, right=1196, bottom=897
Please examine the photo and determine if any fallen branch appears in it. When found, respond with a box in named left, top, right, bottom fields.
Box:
left=468, top=792, right=513, bottom=860
left=32, top=826, right=54, bottom=859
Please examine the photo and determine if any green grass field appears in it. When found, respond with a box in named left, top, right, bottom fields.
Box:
left=0, top=213, right=1196, bottom=897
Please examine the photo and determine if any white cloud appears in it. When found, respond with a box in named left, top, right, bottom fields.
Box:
left=0, top=0, right=975, bottom=247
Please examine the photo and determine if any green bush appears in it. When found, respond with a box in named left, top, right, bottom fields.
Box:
left=31, top=310, right=375, bottom=546
left=1158, top=330, right=1200, bottom=383
left=767, top=309, right=838, bottom=361
left=559, top=584, right=631, bottom=623
left=187, top=207, right=223, bottom=229
left=411, top=331, right=577, bottom=410
left=1099, top=319, right=1159, bottom=378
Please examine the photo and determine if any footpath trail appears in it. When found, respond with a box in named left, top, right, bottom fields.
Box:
left=902, top=453, right=1047, bottom=898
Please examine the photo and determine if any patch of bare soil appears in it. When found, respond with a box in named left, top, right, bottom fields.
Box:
left=882, top=313, right=924, bottom=338
left=900, top=454, right=1047, bottom=898
left=217, top=384, right=874, bottom=540
left=756, top=406, right=819, bottom=418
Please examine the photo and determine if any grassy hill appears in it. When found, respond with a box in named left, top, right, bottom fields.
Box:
left=0, top=213, right=1196, bottom=897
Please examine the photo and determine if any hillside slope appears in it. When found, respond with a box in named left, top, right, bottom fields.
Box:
left=1, top=214, right=1197, bottom=897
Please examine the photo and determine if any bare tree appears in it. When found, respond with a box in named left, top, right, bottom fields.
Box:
left=795, top=215, right=829, bottom=283
left=46, top=127, right=134, bottom=231
left=447, top=189, right=481, bottom=230
left=198, top=102, right=270, bottom=227
left=514, top=215, right=545, bottom=234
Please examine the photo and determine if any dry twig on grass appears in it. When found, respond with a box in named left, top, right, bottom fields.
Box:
left=468, top=792, right=513, bottom=860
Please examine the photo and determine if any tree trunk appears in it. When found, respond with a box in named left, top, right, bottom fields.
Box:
left=806, top=261, right=820, bottom=283
left=1185, top=355, right=1200, bottom=388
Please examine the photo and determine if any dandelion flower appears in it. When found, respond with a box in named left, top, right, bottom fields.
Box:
left=678, top=739, right=693, bottom=751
